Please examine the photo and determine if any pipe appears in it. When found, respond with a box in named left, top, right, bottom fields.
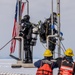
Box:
left=47, top=34, right=58, bottom=49
left=15, top=36, right=24, bottom=62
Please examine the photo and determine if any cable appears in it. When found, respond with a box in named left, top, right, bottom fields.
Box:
left=49, top=39, right=65, bottom=53
left=53, top=51, right=64, bottom=57
left=41, top=41, right=64, bottom=56
left=39, top=37, right=65, bottom=56
left=41, top=42, right=47, bottom=49
left=0, top=37, right=14, bottom=50
left=60, top=41, right=66, bottom=51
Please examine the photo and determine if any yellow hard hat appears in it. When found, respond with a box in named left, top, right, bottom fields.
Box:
left=64, top=48, right=74, bottom=56
left=43, top=49, right=52, bottom=57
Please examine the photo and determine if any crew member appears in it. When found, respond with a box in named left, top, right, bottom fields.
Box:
left=56, top=48, right=75, bottom=75
left=19, top=15, right=33, bottom=63
left=34, top=49, right=57, bottom=75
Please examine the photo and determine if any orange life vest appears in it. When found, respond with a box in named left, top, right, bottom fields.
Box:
left=59, top=60, right=74, bottom=75
left=36, top=63, right=53, bottom=75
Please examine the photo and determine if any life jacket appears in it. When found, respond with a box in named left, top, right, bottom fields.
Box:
left=36, top=60, right=53, bottom=75
left=58, top=60, right=74, bottom=75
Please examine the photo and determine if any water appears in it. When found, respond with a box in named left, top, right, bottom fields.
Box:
left=0, top=59, right=37, bottom=75
left=0, top=59, right=58, bottom=75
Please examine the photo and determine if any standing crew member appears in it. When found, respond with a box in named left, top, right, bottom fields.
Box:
left=19, top=15, right=33, bottom=63
left=55, top=48, right=75, bottom=75
left=39, top=12, right=58, bottom=54
left=34, top=49, right=57, bottom=75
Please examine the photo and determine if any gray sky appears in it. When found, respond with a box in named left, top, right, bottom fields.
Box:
left=0, top=0, right=75, bottom=59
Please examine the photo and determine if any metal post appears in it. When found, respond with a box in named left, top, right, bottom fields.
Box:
left=26, top=0, right=29, bottom=15
left=51, top=0, right=56, bottom=58
left=57, top=0, right=61, bottom=57
left=47, top=0, right=54, bottom=49
left=15, top=36, right=24, bottom=62
left=47, top=34, right=58, bottom=49
left=18, top=0, right=22, bottom=59
left=21, top=37, right=24, bottom=62
left=51, top=0, right=53, bottom=35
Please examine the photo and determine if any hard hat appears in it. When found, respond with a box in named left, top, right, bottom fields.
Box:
left=64, top=48, right=74, bottom=56
left=43, top=49, right=52, bottom=57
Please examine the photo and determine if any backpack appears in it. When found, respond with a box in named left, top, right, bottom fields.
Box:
left=36, top=63, right=53, bottom=75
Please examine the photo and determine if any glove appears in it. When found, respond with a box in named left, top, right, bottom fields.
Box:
left=60, top=32, right=63, bottom=36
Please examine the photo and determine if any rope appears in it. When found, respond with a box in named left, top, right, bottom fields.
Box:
left=53, top=51, right=64, bottom=56
left=41, top=42, right=47, bottom=49
left=41, top=41, right=64, bottom=56
left=60, top=41, right=66, bottom=51
left=40, top=38, right=65, bottom=56
left=49, top=39, right=65, bottom=53
left=0, top=37, right=14, bottom=50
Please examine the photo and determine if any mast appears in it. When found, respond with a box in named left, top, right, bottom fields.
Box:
left=57, top=0, right=61, bottom=57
